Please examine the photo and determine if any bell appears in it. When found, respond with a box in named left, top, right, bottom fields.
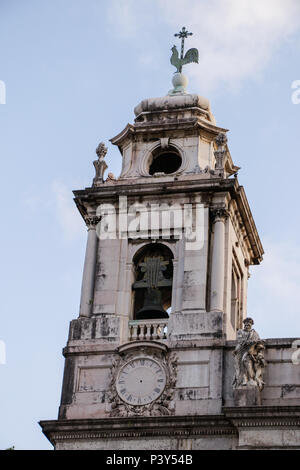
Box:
left=135, top=288, right=169, bottom=320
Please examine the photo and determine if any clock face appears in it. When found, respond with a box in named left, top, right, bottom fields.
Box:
left=116, top=357, right=167, bottom=406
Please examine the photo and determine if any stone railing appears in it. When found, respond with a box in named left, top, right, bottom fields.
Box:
left=128, top=319, right=168, bottom=341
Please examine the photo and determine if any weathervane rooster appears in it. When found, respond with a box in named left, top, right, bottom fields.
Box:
left=170, top=26, right=199, bottom=73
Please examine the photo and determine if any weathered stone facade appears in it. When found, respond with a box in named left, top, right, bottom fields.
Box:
left=40, top=90, right=300, bottom=450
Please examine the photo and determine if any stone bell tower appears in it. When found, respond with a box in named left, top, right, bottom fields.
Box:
left=41, top=29, right=300, bottom=450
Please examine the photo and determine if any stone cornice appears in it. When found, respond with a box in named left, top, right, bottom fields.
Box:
left=63, top=339, right=226, bottom=357
left=110, top=117, right=228, bottom=150
left=73, top=176, right=263, bottom=265
left=223, top=406, right=300, bottom=428
left=40, top=406, right=300, bottom=446
left=40, top=414, right=237, bottom=446
left=234, top=185, right=264, bottom=264
left=73, top=176, right=237, bottom=200
left=226, top=338, right=298, bottom=350
left=109, top=123, right=135, bottom=149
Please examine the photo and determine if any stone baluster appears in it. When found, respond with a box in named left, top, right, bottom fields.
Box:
left=144, top=323, right=151, bottom=340
left=128, top=320, right=168, bottom=341
left=155, top=323, right=161, bottom=340
left=132, top=324, right=138, bottom=341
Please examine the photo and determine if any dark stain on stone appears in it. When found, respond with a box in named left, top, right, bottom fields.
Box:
left=100, top=315, right=110, bottom=337
left=72, top=320, right=82, bottom=340
left=60, top=357, right=76, bottom=405
left=58, top=405, right=67, bottom=419
left=186, top=390, right=195, bottom=400
left=91, top=318, right=97, bottom=339
left=212, top=315, right=222, bottom=328
left=200, top=332, right=222, bottom=338
left=282, top=384, right=297, bottom=397
left=95, top=274, right=106, bottom=289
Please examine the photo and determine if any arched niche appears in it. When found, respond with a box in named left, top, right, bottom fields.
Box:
left=148, top=146, right=182, bottom=175
left=132, top=243, right=173, bottom=320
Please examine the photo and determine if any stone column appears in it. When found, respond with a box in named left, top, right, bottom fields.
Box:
left=210, top=209, right=228, bottom=312
left=79, top=216, right=100, bottom=317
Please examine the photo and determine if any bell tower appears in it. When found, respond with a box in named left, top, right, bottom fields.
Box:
left=40, top=29, right=265, bottom=450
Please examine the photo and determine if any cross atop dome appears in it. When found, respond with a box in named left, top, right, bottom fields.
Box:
left=174, top=26, right=193, bottom=59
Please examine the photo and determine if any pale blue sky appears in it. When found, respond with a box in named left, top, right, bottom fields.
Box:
left=0, top=0, right=300, bottom=449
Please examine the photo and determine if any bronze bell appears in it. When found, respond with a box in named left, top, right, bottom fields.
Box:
left=133, top=255, right=172, bottom=320
left=135, top=288, right=169, bottom=320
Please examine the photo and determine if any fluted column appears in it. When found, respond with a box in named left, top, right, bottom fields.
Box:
left=210, top=209, right=228, bottom=312
left=79, top=216, right=101, bottom=317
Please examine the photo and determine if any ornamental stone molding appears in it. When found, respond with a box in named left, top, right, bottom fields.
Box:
left=106, top=342, right=177, bottom=418
left=211, top=208, right=229, bottom=223
left=138, top=140, right=187, bottom=177
left=84, top=215, right=101, bottom=229
left=40, top=407, right=300, bottom=447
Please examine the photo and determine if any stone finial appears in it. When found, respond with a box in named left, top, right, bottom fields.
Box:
left=212, top=133, right=228, bottom=177
left=215, top=132, right=228, bottom=149
left=232, top=317, right=266, bottom=398
left=96, top=142, right=108, bottom=159
left=93, top=142, right=108, bottom=186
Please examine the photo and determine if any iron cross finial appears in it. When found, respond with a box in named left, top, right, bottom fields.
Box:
left=174, top=26, right=193, bottom=59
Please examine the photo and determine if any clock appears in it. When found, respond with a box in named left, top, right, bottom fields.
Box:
left=116, top=357, right=167, bottom=406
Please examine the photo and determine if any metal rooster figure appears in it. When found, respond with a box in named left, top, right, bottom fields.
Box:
left=170, top=27, right=199, bottom=73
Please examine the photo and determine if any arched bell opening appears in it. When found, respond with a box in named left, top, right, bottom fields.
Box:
left=132, top=243, right=173, bottom=320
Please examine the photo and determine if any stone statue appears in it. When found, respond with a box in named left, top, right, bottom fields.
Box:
left=233, top=317, right=266, bottom=391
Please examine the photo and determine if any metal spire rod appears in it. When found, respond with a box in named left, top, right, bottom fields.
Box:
left=174, top=26, right=193, bottom=59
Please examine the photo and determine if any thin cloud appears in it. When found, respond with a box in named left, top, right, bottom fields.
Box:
left=107, top=0, right=300, bottom=93
left=51, top=180, right=85, bottom=241
left=248, top=239, right=300, bottom=338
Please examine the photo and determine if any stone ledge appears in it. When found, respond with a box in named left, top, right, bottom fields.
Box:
left=226, top=338, right=298, bottom=349
left=41, top=407, right=300, bottom=448
left=223, top=405, right=300, bottom=427
left=40, top=414, right=236, bottom=446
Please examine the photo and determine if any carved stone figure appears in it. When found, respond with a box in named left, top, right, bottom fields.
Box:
left=233, top=317, right=266, bottom=391
left=105, top=172, right=116, bottom=181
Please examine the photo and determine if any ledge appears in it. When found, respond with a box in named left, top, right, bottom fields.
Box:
left=40, top=414, right=236, bottom=445
left=40, top=405, right=300, bottom=446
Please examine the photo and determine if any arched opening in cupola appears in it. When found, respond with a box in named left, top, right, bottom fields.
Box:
left=148, top=146, right=182, bottom=175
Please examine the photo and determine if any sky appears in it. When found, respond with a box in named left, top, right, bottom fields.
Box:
left=0, top=0, right=300, bottom=450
